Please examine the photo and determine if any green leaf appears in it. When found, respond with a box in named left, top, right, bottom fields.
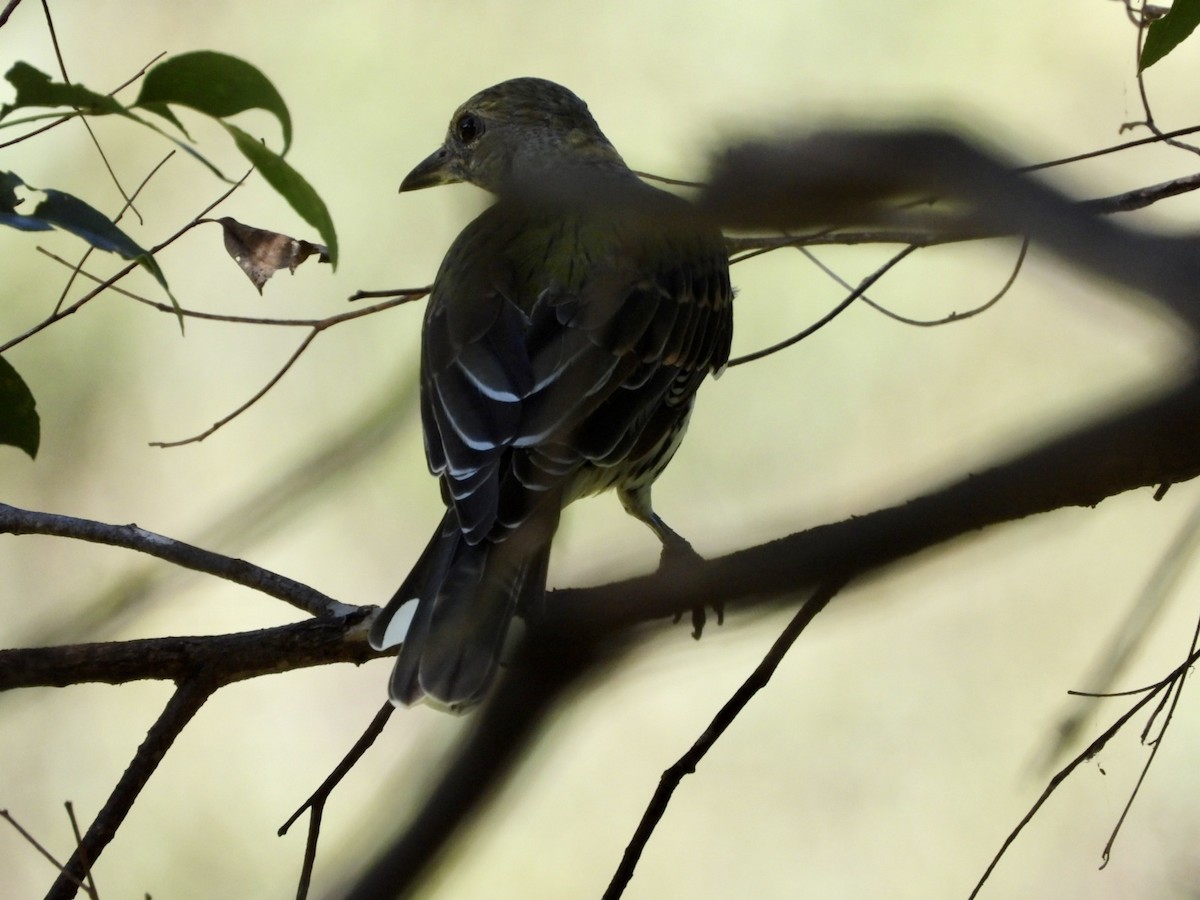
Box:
left=0, top=355, right=39, bottom=459
left=135, top=52, right=292, bottom=152
left=1141, top=0, right=1200, bottom=70
left=32, top=188, right=172, bottom=293
left=36, top=191, right=180, bottom=325
left=226, top=124, right=338, bottom=268
left=135, top=100, right=193, bottom=141
left=2, top=55, right=332, bottom=271
left=0, top=170, right=53, bottom=232
left=0, top=62, right=127, bottom=120
left=33, top=188, right=151, bottom=259
left=0, top=172, right=183, bottom=330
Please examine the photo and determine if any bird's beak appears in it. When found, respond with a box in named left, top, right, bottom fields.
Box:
left=400, top=145, right=460, bottom=192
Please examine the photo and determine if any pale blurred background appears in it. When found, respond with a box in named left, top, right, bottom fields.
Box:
left=3, top=1, right=1200, bottom=897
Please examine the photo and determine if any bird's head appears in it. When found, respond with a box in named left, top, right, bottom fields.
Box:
left=400, top=77, right=628, bottom=196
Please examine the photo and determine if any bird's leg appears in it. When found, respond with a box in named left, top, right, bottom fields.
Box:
left=618, top=486, right=723, bottom=639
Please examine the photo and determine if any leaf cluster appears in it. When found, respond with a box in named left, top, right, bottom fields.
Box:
left=0, top=50, right=338, bottom=459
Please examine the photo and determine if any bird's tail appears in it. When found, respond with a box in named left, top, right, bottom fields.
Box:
left=369, top=510, right=553, bottom=711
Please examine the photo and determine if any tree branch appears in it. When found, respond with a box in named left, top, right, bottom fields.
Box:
left=0, top=614, right=380, bottom=691
left=45, top=679, right=214, bottom=900
left=0, top=503, right=353, bottom=619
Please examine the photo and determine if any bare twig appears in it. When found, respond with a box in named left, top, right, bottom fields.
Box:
left=604, top=580, right=845, bottom=899
left=726, top=245, right=918, bottom=366
left=38, top=248, right=428, bottom=327
left=279, top=703, right=395, bottom=900
left=63, top=802, right=98, bottom=900
left=840, top=236, right=1027, bottom=327
left=348, top=286, right=433, bottom=303
left=968, top=645, right=1200, bottom=898
left=39, top=0, right=139, bottom=219
left=147, top=289, right=428, bottom=446
left=0, top=809, right=96, bottom=898
left=110, top=52, right=167, bottom=95
left=151, top=329, right=321, bottom=447
left=51, top=151, right=175, bottom=315
left=1097, top=584, right=1200, bottom=867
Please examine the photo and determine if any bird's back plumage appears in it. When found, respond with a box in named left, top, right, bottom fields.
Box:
left=369, top=78, right=733, bottom=711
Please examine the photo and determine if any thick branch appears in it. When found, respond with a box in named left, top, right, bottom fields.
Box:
left=550, top=376, right=1200, bottom=629
left=0, top=614, right=380, bottom=691
left=45, top=680, right=213, bottom=900
left=341, top=377, right=1200, bottom=897
left=340, top=618, right=616, bottom=900
left=704, top=130, right=1200, bottom=334
left=10, top=376, right=1200, bottom=697
left=724, top=170, right=1200, bottom=255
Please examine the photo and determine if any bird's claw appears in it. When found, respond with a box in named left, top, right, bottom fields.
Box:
left=657, top=539, right=723, bottom=638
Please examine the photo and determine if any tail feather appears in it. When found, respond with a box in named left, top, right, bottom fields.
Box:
left=369, top=509, right=553, bottom=711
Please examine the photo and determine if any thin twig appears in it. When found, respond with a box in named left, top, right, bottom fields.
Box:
left=0, top=809, right=95, bottom=897
left=64, top=802, right=98, bottom=900
left=150, top=330, right=320, bottom=447
left=147, top=289, right=429, bottom=446
left=110, top=52, right=167, bottom=96
left=1098, top=586, right=1200, bottom=867
left=603, top=580, right=844, bottom=899
left=39, top=0, right=139, bottom=219
left=38, top=248, right=427, bottom=327
left=726, top=245, right=918, bottom=366
left=348, top=287, right=433, bottom=302
left=845, top=236, right=1027, bottom=327
left=279, top=703, right=395, bottom=900
left=968, top=645, right=1200, bottom=899
left=51, top=151, right=175, bottom=315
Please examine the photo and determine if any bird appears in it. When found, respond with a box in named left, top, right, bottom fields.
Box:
left=368, top=77, right=734, bottom=711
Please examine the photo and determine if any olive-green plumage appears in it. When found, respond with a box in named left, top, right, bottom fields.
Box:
left=368, top=78, right=733, bottom=710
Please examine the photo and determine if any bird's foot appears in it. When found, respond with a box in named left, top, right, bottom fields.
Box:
left=674, top=600, right=725, bottom=639
left=658, top=539, right=723, bottom=639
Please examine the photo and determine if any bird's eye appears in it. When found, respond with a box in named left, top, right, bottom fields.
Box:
left=455, top=113, right=483, bottom=144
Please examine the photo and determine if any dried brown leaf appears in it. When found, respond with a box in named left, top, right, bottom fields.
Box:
left=216, top=216, right=329, bottom=294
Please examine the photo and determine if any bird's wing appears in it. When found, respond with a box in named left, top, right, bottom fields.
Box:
left=518, top=226, right=733, bottom=458
left=422, top=202, right=733, bottom=544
